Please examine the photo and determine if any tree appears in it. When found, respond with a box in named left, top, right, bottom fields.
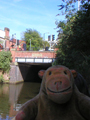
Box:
left=0, top=51, right=12, bottom=73
left=24, top=29, right=44, bottom=51
left=53, top=1, right=90, bottom=83
left=58, top=0, right=89, bottom=13
left=42, top=41, right=50, bottom=49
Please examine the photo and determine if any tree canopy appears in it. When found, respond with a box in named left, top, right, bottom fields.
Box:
left=24, top=29, right=49, bottom=51
left=58, top=0, right=89, bottom=15
left=53, top=1, right=90, bottom=82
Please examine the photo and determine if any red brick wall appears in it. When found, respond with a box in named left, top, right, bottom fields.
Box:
left=6, top=40, right=10, bottom=49
left=11, top=51, right=56, bottom=62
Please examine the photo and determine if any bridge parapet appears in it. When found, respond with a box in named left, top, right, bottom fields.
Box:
left=15, top=57, right=55, bottom=63
left=11, top=51, right=56, bottom=63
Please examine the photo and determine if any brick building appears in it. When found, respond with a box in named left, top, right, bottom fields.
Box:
left=0, top=27, right=26, bottom=51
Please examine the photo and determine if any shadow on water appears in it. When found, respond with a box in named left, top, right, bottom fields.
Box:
left=0, top=82, right=41, bottom=120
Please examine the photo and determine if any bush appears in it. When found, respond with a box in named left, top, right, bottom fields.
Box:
left=54, top=2, right=90, bottom=84
left=0, top=51, right=12, bottom=73
left=0, top=75, right=4, bottom=83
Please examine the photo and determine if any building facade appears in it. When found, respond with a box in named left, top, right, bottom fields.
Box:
left=0, top=27, right=26, bottom=51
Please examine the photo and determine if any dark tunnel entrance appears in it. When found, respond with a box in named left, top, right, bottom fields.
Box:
left=18, top=63, right=52, bottom=82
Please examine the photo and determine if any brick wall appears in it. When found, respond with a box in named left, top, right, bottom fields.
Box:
left=11, top=51, right=56, bottom=62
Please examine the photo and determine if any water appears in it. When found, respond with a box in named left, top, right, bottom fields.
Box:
left=0, top=82, right=41, bottom=120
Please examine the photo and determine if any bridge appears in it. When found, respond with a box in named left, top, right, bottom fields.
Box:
left=10, top=50, right=56, bottom=84
left=11, top=50, right=56, bottom=63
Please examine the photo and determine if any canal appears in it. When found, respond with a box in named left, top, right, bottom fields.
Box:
left=0, top=82, right=41, bottom=120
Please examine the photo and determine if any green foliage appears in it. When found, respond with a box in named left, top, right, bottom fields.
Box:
left=42, top=41, right=50, bottom=48
left=54, top=2, right=90, bottom=82
left=0, top=51, right=12, bottom=73
left=0, top=75, right=4, bottom=83
left=24, top=29, right=44, bottom=51
left=58, top=0, right=89, bottom=18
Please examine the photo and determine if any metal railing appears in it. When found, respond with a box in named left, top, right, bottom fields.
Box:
left=15, top=57, right=55, bottom=63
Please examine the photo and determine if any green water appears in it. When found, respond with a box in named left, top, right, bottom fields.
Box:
left=0, top=82, right=41, bottom=119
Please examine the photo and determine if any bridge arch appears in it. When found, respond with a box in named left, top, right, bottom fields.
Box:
left=9, top=62, right=52, bottom=83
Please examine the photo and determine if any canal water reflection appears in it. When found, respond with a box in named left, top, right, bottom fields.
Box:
left=0, top=82, right=41, bottom=120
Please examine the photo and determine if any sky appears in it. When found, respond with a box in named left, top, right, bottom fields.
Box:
left=0, top=0, right=78, bottom=40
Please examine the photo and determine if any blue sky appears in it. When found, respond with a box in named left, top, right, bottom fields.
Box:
left=0, top=0, right=78, bottom=40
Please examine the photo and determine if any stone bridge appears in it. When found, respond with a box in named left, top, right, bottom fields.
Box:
left=9, top=51, right=56, bottom=84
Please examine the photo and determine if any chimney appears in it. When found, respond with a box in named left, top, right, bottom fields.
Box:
left=4, top=27, right=10, bottom=39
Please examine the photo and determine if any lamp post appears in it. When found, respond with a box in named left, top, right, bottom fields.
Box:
left=12, top=34, right=14, bottom=48
left=12, top=33, right=16, bottom=49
